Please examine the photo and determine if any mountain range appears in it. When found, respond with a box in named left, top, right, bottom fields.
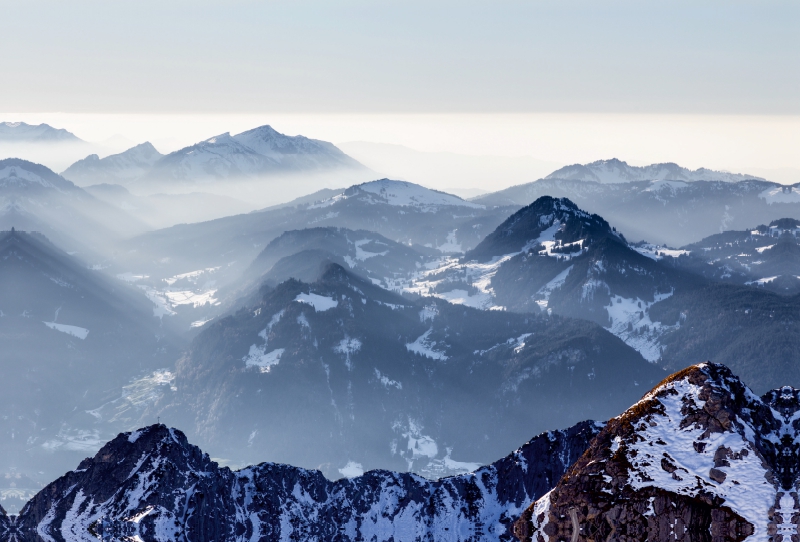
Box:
left=544, top=158, right=765, bottom=184
left=6, top=421, right=599, bottom=542
left=61, top=125, right=369, bottom=192
left=475, top=175, right=799, bottom=247
left=0, top=229, right=184, bottom=493
left=0, top=363, right=796, bottom=542
left=0, top=122, right=82, bottom=143
left=0, top=158, right=148, bottom=257
left=152, top=262, right=659, bottom=478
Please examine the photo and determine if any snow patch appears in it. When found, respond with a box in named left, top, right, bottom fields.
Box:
left=294, top=292, right=338, bottom=312
left=406, top=328, right=448, bottom=360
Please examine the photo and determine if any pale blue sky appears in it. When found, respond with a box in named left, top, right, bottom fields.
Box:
left=2, top=0, right=798, bottom=114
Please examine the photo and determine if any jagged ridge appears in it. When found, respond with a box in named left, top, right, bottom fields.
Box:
left=6, top=421, right=600, bottom=542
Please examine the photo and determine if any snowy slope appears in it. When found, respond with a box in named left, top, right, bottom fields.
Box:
left=233, top=125, right=362, bottom=170
left=516, top=363, right=798, bottom=542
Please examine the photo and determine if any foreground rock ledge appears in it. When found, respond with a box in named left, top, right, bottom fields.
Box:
left=515, top=362, right=800, bottom=542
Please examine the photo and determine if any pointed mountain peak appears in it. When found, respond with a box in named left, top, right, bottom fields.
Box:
left=466, top=196, right=620, bottom=262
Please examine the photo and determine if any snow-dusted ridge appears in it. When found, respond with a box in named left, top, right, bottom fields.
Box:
left=546, top=158, right=765, bottom=184
left=12, top=421, right=600, bottom=542
left=516, top=363, right=800, bottom=542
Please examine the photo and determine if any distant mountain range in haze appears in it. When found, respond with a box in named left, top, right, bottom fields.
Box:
left=0, top=121, right=83, bottom=143
left=544, top=158, right=766, bottom=183
left=62, top=125, right=369, bottom=190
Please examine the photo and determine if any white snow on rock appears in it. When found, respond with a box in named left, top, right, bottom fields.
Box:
left=534, top=265, right=573, bottom=310
left=190, top=318, right=213, bottom=328
left=164, top=289, right=219, bottom=308
left=244, top=348, right=285, bottom=373
left=374, top=368, right=402, bottom=390
left=633, top=243, right=690, bottom=260
left=354, top=239, right=389, bottom=261
left=625, top=378, right=775, bottom=533
left=43, top=321, right=89, bottom=340
left=746, top=276, right=779, bottom=286
left=335, top=337, right=362, bottom=370
left=163, top=267, right=220, bottom=286
left=243, top=311, right=286, bottom=372
left=418, top=304, right=438, bottom=322
left=604, top=292, right=676, bottom=362
left=138, top=286, right=176, bottom=318
left=405, top=328, right=448, bottom=360
left=760, top=186, right=800, bottom=204
left=295, top=292, right=338, bottom=312
left=404, top=255, right=511, bottom=311
left=436, top=230, right=463, bottom=253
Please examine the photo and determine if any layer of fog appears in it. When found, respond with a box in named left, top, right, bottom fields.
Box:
left=338, top=141, right=563, bottom=197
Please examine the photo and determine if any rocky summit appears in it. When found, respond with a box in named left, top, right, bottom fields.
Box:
left=514, top=362, right=800, bottom=542
left=0, top=421, right=599, bottom=541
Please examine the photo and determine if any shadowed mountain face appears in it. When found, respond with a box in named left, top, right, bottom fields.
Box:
left=515, top=363, right=800, bottom=542
left=0, top=230, right=184, bottom=492
left=114, top=179, right=515, bottom=308
left=0, top=421, right=600, bottom=542
left=152, top=263, right=660, bottom=479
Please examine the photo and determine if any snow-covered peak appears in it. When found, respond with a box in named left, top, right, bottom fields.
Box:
left=517, top=363, right=799, bottom=542
left=349, top=179, right=484, bottom=208
left=546, top=158, right=765, bottom=184
left=465, top=196, right=618, bottom=262
left=233, top=125, right=346, bottom=160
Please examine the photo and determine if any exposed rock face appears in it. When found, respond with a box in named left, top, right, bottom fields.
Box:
left=6, top=421, right=600, bottom=541
left=514, top=363, right=800, bottom=542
